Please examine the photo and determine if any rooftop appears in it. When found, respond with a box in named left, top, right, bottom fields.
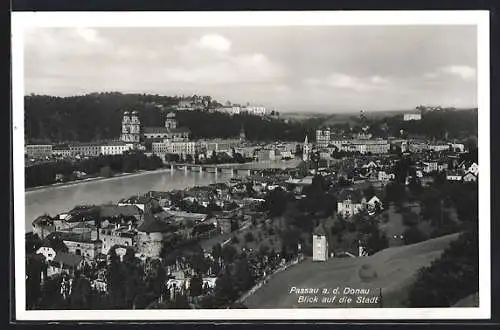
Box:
left=52, top=252, right=84, bottom=268
left=143, top=126, right=190, bottom=134
left=137, top=212, right=172, bottom=233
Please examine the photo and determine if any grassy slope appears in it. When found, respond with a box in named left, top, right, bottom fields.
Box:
left=243, top=232, right=461, bottom=308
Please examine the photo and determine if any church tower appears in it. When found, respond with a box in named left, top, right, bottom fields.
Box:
left=303, top=135, right=310, bottom=162
left=121, top=111, right=141, bottom=143
left=165, top=112, right=177, bottom=129
left=121, top=111, right=131, bottom=142
left=130, top=111, right=141, bottom=143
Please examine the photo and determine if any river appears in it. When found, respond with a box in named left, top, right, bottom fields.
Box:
left=24, top=160, right=301, bottom=231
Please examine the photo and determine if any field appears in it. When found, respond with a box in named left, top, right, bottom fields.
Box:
left=243, top=233, right=461, bottom=308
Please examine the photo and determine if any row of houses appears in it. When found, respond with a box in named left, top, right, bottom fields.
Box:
left=25, top=141, right=135, bottom=160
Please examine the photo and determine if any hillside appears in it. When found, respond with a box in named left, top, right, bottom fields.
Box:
left=243, top=233, right=461, bottom=308
left=24, top=93, right=320, bottom=143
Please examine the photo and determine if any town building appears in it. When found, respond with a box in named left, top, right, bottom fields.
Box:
left=312, top=224, right=329, bottom=262
left=143, top=112, right=190, bottom=141
left=52, top=145, right=72, bottom=158
left=429, top=144, right=450, bottom=152
left=446, top=171, right=463, bottom=182
left=257, top=148, right=277, bottom=161
left=403, top=113, right=422, bottom=121
left=121, top=111, right=141, bottom=144
left=36, top=246, right=57, bottom=262
left=408, top=141, right=429, bottom=153
left=62, top=232, right=103, bottom=261
left=463, top=171, right=478, bottom=182
left=54, top=206, right=99, bottom=231
left=25, top=144, right=53, bottom=159
left=100, top=141, right=134, bottom=155
left=366, top=196, right=383, bottom=215
left=69, top=143, right=101, bottom=157
left=99, top=224, right=136, bottom=255
left=337, top=189, right=366, bottom=219
left=99, top=204, right=143, bottom=222
left=152, top=141, right=199, bottom=157
left=32, top=215, right=56, bottom=240
left=316, top=128, right=331, bottom=148
left=461, top=161, right=479, bottom=176
left=243, top=105, right=267, bottom=116
left=47, top=252, right=85, bottom=277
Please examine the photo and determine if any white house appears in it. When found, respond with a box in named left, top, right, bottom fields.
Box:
left=378, top=171, right=395, bottom=182
left=468, top=162, right=479, bottom=176
left=337, top=190, right=366, bottom=219
left=366, top=196, right=383, bottom=215
left=403, top=113, right=422, bottom=121
left=446, top=171, right=463, bottom=181
left=36, top=246, right=57, bottom=262
left=463, top=171, right=478, bottom=182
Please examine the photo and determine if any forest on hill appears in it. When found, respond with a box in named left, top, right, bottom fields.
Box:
left=25, top=93, right=321, bottom=143
left=25, top=93, right=477, bottom=144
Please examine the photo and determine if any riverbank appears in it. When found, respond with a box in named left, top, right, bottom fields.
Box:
left=25, top=160, right=295, bottom=193
left=25, top=168, right=171, bottom=193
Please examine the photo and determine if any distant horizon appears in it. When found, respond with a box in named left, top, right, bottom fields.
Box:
left=24, top=25, right=477, bottom=113
left=24, top=92, right=477, bottom=115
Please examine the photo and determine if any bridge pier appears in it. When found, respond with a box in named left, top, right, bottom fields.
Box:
left=170, top=164, right=174, bottom=172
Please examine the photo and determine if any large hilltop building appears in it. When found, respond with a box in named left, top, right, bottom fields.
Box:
left=143, top=112, right=190, bottom=142
left=120, top=110, right=191, bottom=144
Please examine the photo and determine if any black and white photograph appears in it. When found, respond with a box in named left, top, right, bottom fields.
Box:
left=12, top=11, right=490, bottom=320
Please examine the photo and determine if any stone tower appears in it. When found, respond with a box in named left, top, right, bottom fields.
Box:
left=303, top=135, right=310, bottom=162
left=136, top=212, right=169, bottom=259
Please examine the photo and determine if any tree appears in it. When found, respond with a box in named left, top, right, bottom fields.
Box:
left=99, top=165, right=113, bottom=178
left=407, top=229, right=478, bottom=307
left=232, top=255, right=255, bottom=294
left=221, top=244, right=237, bottom=264
left=26, top=253, right=45, bottom=309
left=189, top=274, right=203, bottom=297
left=403, top=226, right=427, bottom=245
left=122, top=247, right=142, bottom=308
left=295, top=144, right=303, bottom=158
left=363, top=226, right=389, bottom=256
left=69, top=270, right=92, bottom=309
left=244, top=232, right=255, bottom=243
left=402, top=211, right=420, bottom=227
left=264, top=188, right=289, bottom=217
left=106, top=248, right=125, bottom=308
left=212, top=243, right=222, bottom=262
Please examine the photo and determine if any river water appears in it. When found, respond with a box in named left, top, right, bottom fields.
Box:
left=24, top=160, right=300, bottom=231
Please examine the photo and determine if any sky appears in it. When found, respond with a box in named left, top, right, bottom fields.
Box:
left=24, top=25, right=478, bottom=113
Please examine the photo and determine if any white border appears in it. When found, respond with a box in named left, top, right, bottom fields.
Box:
left=12, top=10, right=490, bottom=321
